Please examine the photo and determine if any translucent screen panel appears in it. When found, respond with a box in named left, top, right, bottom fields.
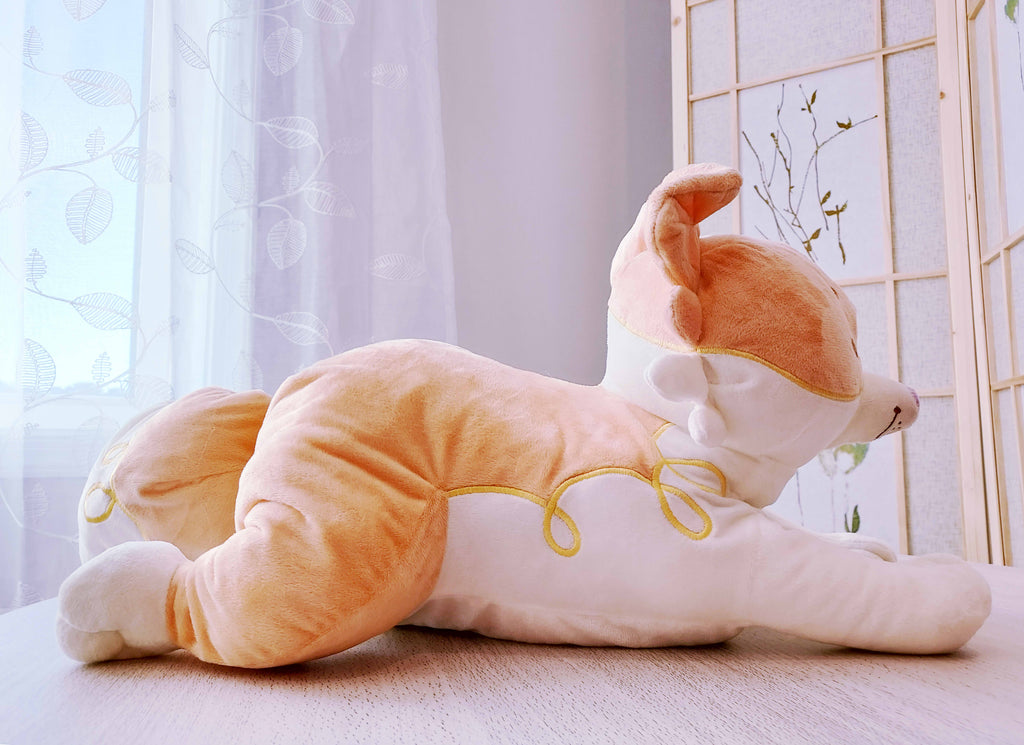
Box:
left=996, top=4, right=1024, bottom=235
left=886, top=47, right=947, bottom=275
left=882, top=0, right=936, bottom=47
left=735, top=0, right=876, bottom=84
left=691, top=94, right=734, bottom=235
left=772, top=434, right=901, bottom=554
left=689, top=0, right=731, bottom=96
left=1011, top=240, right=1024, bottom=375
left=985, top=255, right=1012, bottom=382
left=842, top=282, right=890, bottom=377
left=971, top=2, right=1004, bottom=247
left=895, top=278, right=954, bottom=391
left=738, top=62, right=886, bottom=282
left=904, top=396, right=964, bottom=556
left=998, top=388, right=1024, bottom=564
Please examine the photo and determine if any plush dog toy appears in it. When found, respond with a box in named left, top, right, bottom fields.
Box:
left=58, top=164, right=991, bottom=668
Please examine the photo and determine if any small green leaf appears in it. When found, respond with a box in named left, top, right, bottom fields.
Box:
left=1007, top=0, right=1019, bottom=22
left=837, top=118, right=852, bottom=130
left=851, top=505, right=860, bottom=533
left=838, top=201, right=848, bottom=213
left=810, top=90, right=817, bottom=105
left=820, top=190, right=831, bottom=205
left=836, top=442, right=869, bottom=472
left=810, top=227, right=821, bottom=240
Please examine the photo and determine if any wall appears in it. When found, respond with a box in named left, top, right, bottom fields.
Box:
left=438, top=0, right=673, bottom=384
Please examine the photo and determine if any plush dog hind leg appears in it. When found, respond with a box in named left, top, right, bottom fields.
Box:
left=61, top=363, right=449, bottom=668
left=742, top=510, right=991, bottom=653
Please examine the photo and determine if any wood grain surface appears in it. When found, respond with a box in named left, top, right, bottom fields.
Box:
left=2, top=564, right=1022, bottom=745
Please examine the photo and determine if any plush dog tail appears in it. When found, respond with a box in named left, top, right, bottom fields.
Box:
left=78, top=387, right=270, bottom=563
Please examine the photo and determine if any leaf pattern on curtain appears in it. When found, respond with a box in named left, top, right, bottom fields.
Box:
left=0, top=0, right=454, bottom=612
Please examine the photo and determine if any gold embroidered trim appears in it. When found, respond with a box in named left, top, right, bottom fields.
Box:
left=609, top=310, right=862, bottom=402
left=83, top=482, right=118, bottom=524
left=447, top=425, right=717, bottom=557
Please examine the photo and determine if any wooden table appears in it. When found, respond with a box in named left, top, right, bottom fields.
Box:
left=2, top=564, right=1022, bottom=745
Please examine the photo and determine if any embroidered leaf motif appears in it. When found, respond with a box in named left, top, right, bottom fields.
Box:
left=85, top=127, right=105, bottom=157
left=222, top=150, right=256, bottom=204
left=281, top=166, right=302, bottom=193
left=91, top=351, right=111, bottom=385
left=264, top=116, right=319, bottom=149
left=23, top=27, right=43, bottom=58
left=121, top=374, right=174, bottom=410
left=226, top=0, right=253, bottom=13
left=238, top=275, right=255, bottom=310
left=63, top=0, right=106, bottom=21
left=232, top=80, right=252, bottom=115
left=233, top=351, right=264, bottom=391
left=75, top=416, right=120, bottom=467
left=267, top=218, right=307, bottom=269
left=263, top=26, right=303, bottom=76
left=302, top=0, right=355, bottom=24
left=303, top=181, right=355, bottom=217
left=370, top=63, right=409, bottom=89
left=152, top=316, right=181, bottom=340
left=174, top=24, right=210, bottom=69
left=71, top=292, right=135, bottom=330
left=65, top=186, right=113, bottom=244
left=175, top=238, right=215, bottom=274
left=26, top=248, right=47, bottom=285
left=212, top=212, right=249, bottom=233
left=112, top=147, right=170, bottom=183
left=15, top=583, right=42, bottom=608
left=16, top=111, right=48, bottom=172
left=20, top=339, right=56, bottom=403
left=370, top=254, right=426, bottom=281
left=0, top=190, right=31, bottom=213
left=64, top=69, right=132, bottom=107
left=273, top=312, right=329, bottom=346
left=25, top=482, right=49, bottom=524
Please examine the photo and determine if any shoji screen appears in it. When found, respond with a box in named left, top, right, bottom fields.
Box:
left=671, top=0, right=991, bottom=560
left=969, top=0, right=1024, bottom=564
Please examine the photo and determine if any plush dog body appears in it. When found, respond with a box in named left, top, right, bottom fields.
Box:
left=58, top=165, right=991, bottom=668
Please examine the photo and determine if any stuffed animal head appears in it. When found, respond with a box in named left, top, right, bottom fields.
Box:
left=602, top=163, right=918, bottom=504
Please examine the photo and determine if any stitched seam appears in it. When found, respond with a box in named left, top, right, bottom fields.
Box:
left=608, top=309, right=862, bottom=401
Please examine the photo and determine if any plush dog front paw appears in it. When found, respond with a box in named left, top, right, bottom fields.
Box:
left=57, top=541, right=187, bottom=663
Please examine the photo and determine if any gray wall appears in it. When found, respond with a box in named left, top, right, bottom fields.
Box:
left=438, top=0, right=673, bottom=384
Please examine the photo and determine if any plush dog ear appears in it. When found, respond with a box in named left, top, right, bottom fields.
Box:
left=642, top=164, right=742, bottom=344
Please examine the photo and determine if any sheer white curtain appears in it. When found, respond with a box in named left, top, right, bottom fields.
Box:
left=0, top=0, right=455, bottom=612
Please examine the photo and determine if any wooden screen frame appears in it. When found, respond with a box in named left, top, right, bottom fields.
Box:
left=670, top=0, right=995, bottom=562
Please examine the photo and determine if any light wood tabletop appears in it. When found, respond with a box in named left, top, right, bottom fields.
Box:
left=2, top=563, right=1022, bottom=745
